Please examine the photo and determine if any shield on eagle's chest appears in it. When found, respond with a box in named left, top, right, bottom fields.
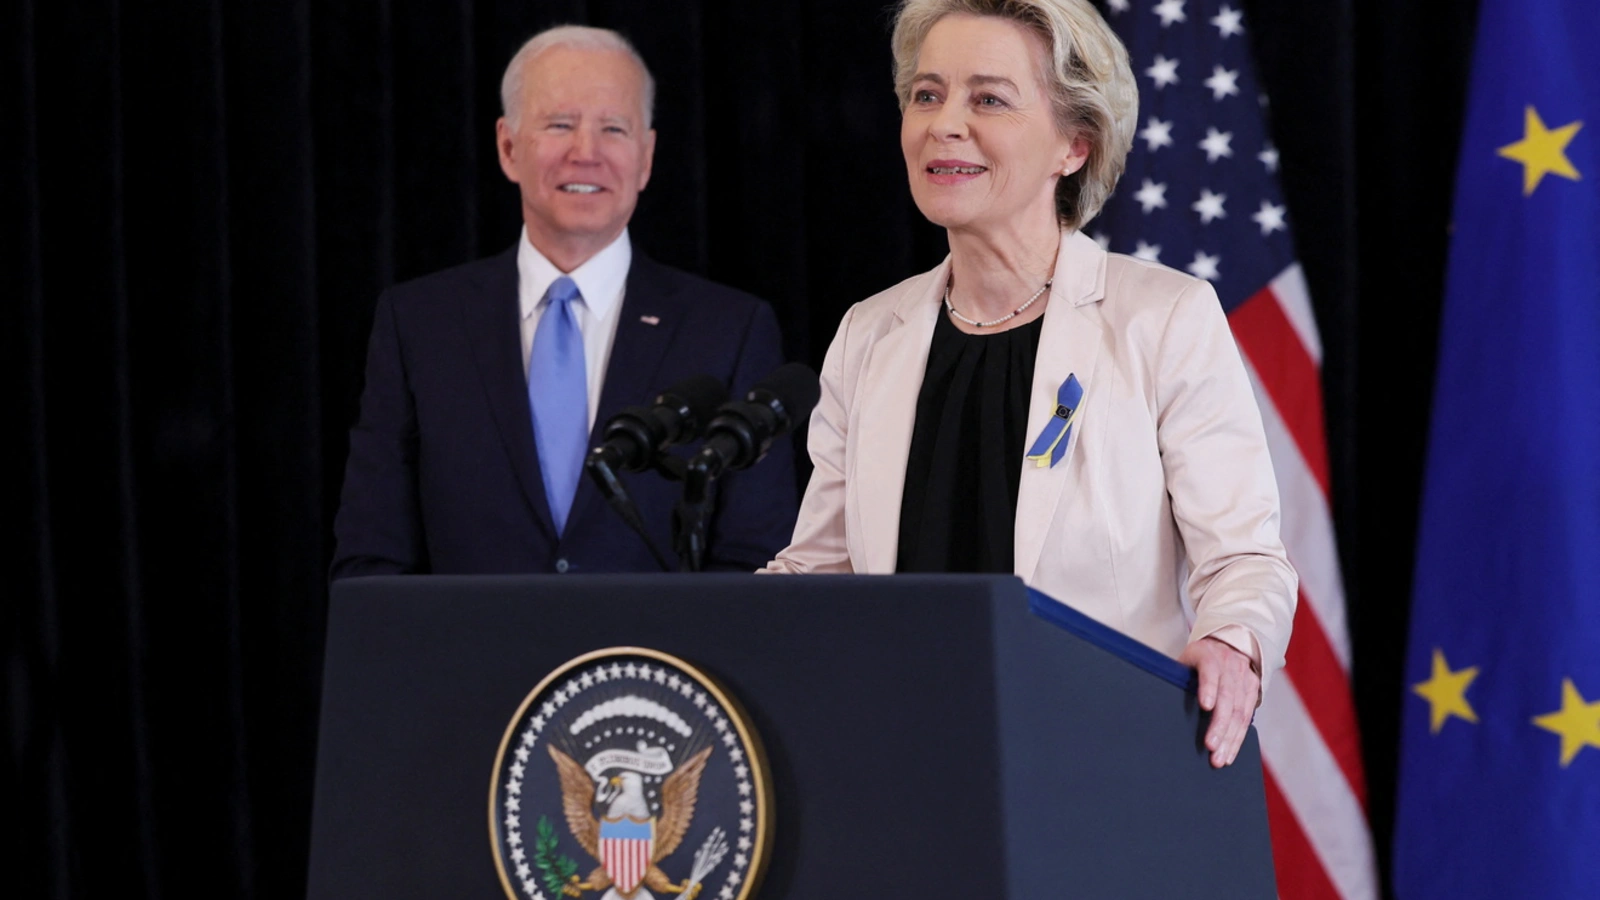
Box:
left=599, top=816, right=655, bottom=894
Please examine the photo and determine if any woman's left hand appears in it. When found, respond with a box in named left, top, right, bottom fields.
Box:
left=1178, top=636, right=1261, bottom=768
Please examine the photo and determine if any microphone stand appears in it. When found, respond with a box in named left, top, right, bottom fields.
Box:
left=672, top=458, right=714, bottom=573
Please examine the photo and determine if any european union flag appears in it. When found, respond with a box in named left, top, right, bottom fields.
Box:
left=1393, top=1, right=1600, bottom=897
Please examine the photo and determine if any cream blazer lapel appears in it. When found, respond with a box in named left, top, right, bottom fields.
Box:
left=1014, top=231, right=1109, bottom=582
left=848, top=258, right=950, bottom=573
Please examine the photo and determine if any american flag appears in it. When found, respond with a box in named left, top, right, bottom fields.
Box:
left=1095, top=2, right=1378, bottom=898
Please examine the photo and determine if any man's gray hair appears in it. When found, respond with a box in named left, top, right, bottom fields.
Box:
left=890, top=0, right=1138, bottom=230
left=500, top=25, right=657, bottom=130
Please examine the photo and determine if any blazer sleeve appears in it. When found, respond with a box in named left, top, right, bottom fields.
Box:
left=330, top=291, right=428, bottom=579
left=1153, top=280, right=1298, bottom=695
left=763, top=305, right=857, bottom=574
left=703, top=300, right=801, bottom=571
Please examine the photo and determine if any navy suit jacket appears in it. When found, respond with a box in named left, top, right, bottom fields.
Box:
left=331, top=244, right=798, bottom=577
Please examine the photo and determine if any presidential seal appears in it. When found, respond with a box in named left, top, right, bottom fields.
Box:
left=490, top=648, right=772, bottom=900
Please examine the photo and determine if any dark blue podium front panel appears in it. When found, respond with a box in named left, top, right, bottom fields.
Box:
left=307, top=574, right=1274, bottom=899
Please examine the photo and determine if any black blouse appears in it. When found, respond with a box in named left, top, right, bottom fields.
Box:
left=896, top=308, right=1045, bottom=574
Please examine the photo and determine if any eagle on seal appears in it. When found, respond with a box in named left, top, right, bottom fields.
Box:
left=547, top=744, right=713, bottom=899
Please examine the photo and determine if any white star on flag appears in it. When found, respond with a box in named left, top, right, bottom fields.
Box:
left=1192, top=189, right=1227, bottom=223
left=1186, top=251, right=1221, bottom=281
left=1134, top=241, right=1162, bottom=262
left=1204, top=66, right=1240, bottom=100
left=1258, top=144, right=1280, bottom=172
left=1252, top=200, right=1287, bottom=235
left=1154, top=0, right=1186, bottom=27
left=1211, top=5, right=1245, bottom=38
left=1144, top=55, right=1180, bottom=89
left=1198, top=128, right=1234, bottom=162
left=1134, top=179, right=1169, bottom=213
left=1107, top=0, right=1130, bottom=12
left=1139, top=117, right=1174, bottom=151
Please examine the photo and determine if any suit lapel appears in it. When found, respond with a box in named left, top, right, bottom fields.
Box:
left=1014, top=231, right=1108, bottom=582
left=563, top=254, right=685, bottom=535
left=461, top=244, right=557, bottom=538
left=852, top=261, right=948, bottom=572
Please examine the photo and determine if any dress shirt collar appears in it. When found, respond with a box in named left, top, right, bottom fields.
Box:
left=517, top=226, right=632, bottom=320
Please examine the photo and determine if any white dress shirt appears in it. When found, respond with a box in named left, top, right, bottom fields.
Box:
left=518, top=227, right=631, bottom=430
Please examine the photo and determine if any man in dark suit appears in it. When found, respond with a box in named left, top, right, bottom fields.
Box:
left=331, top=25, right=796, bottom=578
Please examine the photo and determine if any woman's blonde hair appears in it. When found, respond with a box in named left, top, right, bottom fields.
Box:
left=891, top=0, right=1138, bottom=230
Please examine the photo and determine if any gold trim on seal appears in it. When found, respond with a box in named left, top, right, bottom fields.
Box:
left=489, top=647, right=774, bottom=900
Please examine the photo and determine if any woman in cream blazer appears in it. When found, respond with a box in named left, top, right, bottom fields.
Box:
left=764, top=0, right=1296, bottom=768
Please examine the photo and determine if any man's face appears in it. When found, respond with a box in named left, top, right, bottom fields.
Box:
left=496, top=46, right=656, bottom=261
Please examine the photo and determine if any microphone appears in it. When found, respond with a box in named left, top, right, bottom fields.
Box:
left=689, top=363, right=820, bottom=481
left=585, top=374, right=728, bottom=574
left=588, top=374, right=728, bottom=473
left=673, top=363, right=817, bottom=573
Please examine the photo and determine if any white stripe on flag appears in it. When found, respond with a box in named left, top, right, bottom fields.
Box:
left=1243, top=353, right=1352, bottom=668
left=1269, top=264, right=1323, bottom=365
left=1257, top=679, right=1379, bottom=900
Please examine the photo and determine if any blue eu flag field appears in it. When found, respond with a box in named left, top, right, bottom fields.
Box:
left=1393, top=1, right=1600, bottom=897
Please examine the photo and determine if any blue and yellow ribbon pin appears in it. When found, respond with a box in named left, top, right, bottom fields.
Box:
left=1025, top=374, right=1084, bottom=468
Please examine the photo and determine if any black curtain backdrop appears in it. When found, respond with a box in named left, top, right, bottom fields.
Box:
left=9, top=1, right=1478, bottom=896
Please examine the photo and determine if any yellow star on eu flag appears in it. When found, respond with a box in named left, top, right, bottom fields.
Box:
left=1532, top=678, right=1600, bottom=767
left=1497, top=105, right=1583, bottom=196
left=1413, top=648, right=1480, bottom=734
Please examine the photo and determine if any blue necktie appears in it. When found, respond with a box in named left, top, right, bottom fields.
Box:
left=528, top=276, right=588, bottom=535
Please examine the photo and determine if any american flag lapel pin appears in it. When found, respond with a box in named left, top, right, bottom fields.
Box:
left=639, top=315, right=660, bottom=326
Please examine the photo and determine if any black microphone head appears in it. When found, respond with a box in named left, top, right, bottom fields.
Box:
left=655, top=374, right=728, bottom=442
left=746, top=362, right=820, bottom=430
left=598, top=405, right=662, bottom=472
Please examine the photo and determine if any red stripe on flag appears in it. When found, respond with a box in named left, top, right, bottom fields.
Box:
left=1284, top=588, right=1369, bottom=809
left=1228, top=287, right=1331, bottom=496
left=1264, top=767, right=1344, bottom=900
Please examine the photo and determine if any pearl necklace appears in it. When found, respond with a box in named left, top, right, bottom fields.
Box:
left=943, top=277, right=1052, bottom=329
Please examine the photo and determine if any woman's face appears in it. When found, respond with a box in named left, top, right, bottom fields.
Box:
left=901, top=14, right=1086, bottom=235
